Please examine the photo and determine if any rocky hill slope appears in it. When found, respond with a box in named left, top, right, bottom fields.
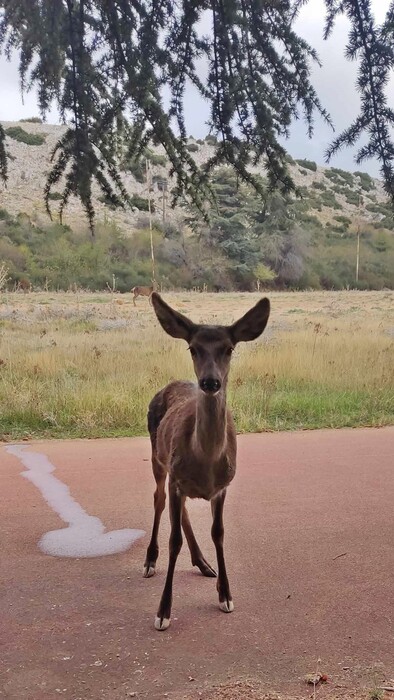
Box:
left=0, top=120, right=392, bottom=234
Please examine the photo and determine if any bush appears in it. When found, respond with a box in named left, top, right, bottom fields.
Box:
left=5, top=126, right=46, bottom=145
left=186, top=143, right=199, bottom=153
left=312, top=181, right=326, bottom=190
left=295, top=158, right=317, bottom=172
left=354, top=171, right=375, bottom=192
left=299, top=169, right=308, bottom=176
left=205, top=135, right=218, bottom=146
left=330, top=168, right=354, bottom=186
left=0, top=208, right=11, bottom=221
left=126, top=158, right=145, bottom=183
left=320, top=190, right=342, bottom=210
left=19, top=117, right=43, bottom=124
left=334, top=215, right=351, bottom=228
left=345, top=190, right=361, bottom=206
left=144, top=148, right=167, bottom=167
left=47, top=192, right=63, bottom=201
left=130, top=194, right=155, bottom=212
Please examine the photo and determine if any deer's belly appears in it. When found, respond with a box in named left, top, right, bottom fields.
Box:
left=174, top=462, right=235, bottom=500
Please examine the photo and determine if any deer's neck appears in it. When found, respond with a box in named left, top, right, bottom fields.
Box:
left=193, top=389, right=227, bottom=460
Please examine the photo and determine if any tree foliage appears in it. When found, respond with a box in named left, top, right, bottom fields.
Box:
left=324, top=0, right=394, bottom=202
left=0, top=0, right=394, bottom=230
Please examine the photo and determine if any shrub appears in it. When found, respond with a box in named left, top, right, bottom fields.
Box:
left=126, top=159, right=145, bottom=183
left=312, top=181, right=326, bottom=190
left=354, top=171, right=375, bottom=192
left=186, top=143, right=199, bottom=153
left=0, top=208, right=11, bottom=221
left=345, top=190, right=361, bottom=206
left=205, top=135, right=218, bottom=146
left=320, top=190, right=342, bottom=210
left=130, top=194, right=155, bottom=212
left=5, top=126, right=46, bottom=145
left=295, top=158, right=317, bottom=172
left=334, top=215, right=351, bottom=228
left=47, top=192, right=63, bottom=201
left=366, top=203, right=385, bottom=214
left=299, top=168, right=308, bottom=176
left=19, top=117, right=43, bottom=124
left=196, top=139, right=204, bottom=145
left=144, top=148, right=167, bottom=167
left=330, top=168, right=354, bottom=186
left=324, top=171, right=348, bottom=187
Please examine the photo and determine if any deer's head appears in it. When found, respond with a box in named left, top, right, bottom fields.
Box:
left=151, top=293, right=270, bottom=396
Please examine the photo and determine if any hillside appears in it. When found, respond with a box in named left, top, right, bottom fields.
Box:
left=0, top=120, right=393, bottom=292
left=0, top=120, right=391, bottom=232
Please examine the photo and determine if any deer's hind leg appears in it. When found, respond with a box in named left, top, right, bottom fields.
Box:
left=182, top=505, right=216, bottom=577
left=143, top=456, right=167, bottom=578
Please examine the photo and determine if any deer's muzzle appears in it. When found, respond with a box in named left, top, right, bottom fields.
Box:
left=199, top=377, right=221, bottom=394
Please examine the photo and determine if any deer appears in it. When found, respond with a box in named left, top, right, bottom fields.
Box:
left=144, top=292, right=270, bottom=630
left=131, top=285, right=154, bottom=306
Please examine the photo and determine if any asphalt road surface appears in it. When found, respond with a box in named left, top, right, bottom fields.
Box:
left=1, top=428, right=393, bottom=699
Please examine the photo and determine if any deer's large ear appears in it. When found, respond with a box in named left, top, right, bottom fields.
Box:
left=229, top=298, right=270, bottom=344
left=151, top=293, right=196, bottom=342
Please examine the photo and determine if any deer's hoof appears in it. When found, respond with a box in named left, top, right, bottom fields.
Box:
left=143, top=563, right=156, bottom=578
left=155, top=616, right=170, bottom=631
left=219, top=599, right=234, bottom=613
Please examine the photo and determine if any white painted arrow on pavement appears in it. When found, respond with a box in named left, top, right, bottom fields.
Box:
left=6, top=445, right=145, bottom=558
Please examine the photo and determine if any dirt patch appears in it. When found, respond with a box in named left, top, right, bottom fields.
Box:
left=178, top=679, right=379, bottom=700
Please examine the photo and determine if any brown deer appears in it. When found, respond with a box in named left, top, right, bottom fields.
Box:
left=144, top=293, right=270, bottom=630
left=131, top=285, right=154, bottom=306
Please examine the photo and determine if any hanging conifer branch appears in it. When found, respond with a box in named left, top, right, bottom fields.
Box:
left=324, top=0, right=394, bottom=203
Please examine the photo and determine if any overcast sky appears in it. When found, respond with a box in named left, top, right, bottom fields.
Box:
left=0, top=0, right=391, bottom=177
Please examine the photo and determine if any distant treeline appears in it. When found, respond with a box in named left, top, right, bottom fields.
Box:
left=0, top=169, right=393, bottom=291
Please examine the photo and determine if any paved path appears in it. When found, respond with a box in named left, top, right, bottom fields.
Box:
left=1, top=428, right=393, bottom=700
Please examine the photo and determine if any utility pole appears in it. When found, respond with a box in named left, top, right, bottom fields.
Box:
left=145, top=158, right=156, bottom=286
left=356, top=192, right=363, bottom=284
left=162, top=185, right=167, bottom=223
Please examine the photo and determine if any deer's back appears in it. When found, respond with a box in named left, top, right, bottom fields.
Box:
left=147, top=381, right=197, bottom=449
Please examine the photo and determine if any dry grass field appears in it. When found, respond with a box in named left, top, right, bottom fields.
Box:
left=0, top=289, right=393, bottom=440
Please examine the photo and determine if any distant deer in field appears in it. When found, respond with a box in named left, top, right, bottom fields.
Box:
left=17, top=279, right=31, bottom=294
left=131, top=285, right=154, bottom=306
left=144, top=292, right=270, bottom=630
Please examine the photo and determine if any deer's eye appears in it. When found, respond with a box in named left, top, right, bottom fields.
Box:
left=188, top=346, right=197, bottom=358
left=226, top=347, right=234, bottom=356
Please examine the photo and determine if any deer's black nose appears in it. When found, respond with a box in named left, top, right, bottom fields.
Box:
left=199, top=377, right=221, bottom=393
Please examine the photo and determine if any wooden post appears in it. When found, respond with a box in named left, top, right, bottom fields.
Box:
left=356, top=192, right=362, bottom=284
left=145, top=158, right=156, bottom=285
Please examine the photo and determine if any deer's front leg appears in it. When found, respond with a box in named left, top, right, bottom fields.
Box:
left=211, top=489, right=234, bottom=613
left=155, top=481, right=184, bottom=631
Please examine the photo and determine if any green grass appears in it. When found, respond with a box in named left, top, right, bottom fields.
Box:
left=0, top=292, right=393, bottom=440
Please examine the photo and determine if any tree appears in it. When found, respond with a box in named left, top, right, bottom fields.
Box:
left=1, top=0, right=394, bottom=232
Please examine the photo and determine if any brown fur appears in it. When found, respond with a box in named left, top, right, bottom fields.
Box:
left=131, top=285, right=154, bottom=306
left=143, top=293, right=270, bottom=630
